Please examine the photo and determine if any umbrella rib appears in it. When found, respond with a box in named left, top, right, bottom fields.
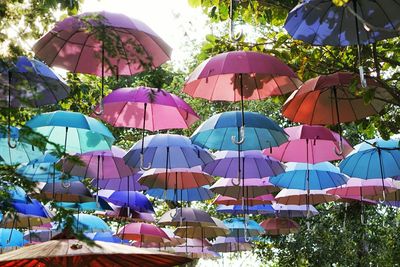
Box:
left=73, top=32, right=93, bottom=74
left=372, top=2, right=397, bottom=31
left=310, top=2, right=333, bottom=45
left=356, top=2, right=373, bottom=45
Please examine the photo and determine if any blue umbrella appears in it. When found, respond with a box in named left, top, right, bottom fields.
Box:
left=0, top=126, right=42, bottom=165
left=55, top=197, right=113, bottom=212
left=99, top=190, right=154, bottom=213
left=270, top=162, right=348, bottom=190
left=17, top=152, right=80, bottom=182
left=146, top=186, right=215, bottom=202
left=72, top=214, right=110, bottom=233
left=191, top=111, right=288, bottom=151
left=272, top=204, right=319, bottom=218
left=12, top=199, right=52, bottom=218
left=25, top=111, right=115, bottom=154
left=0, top=228, right=25, bottom=248
left=124, top=134, right=213, bottom=170
left=223, top=218, right=265, bottom=240
left=7, top=186, right=31, bottom=204
left=84, top=231, right=130, bottom=244
left=216, top=204, right=275, bottom=215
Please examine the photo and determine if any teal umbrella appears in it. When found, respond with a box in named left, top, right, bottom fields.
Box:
left=72, top=214, right=110, bottom=233
left=25, top=111, right=115, bottom=154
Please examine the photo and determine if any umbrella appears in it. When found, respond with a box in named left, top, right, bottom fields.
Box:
left=213, top=194, right=275, bottom=206
left=0, top=228, right=25, bottom=248
left=223, top=218, right=265, bottom=239
left=158, top=208, right=216, bottom=227
left=327, top=178, right=397, bottom=199
left=16, top=152, right=80, bottom=183
left=0, top=239, right=191, bottom=266
left=272, top=204, right=319, bottom=218
left=210, top=177, right=279, bottom=198
left=72, top=214, right=110, bottom=233
left=146, top=187, right=214, bottom=202
left=4, top=186, right=31, bottom=204
left=94, top=174, right=148, bottom=191
left=99, top=204, right=155, bottom=223
left=211, top=236, right=252, bottom=253
left=55, top=198, right=113, bottom=212
left=183, top=51, right=301, bottom=102
left=284, top=0, right=400, bottom=84
left=139, top=167, right=214, bottom=189
left=25, top=111, right=115, bottom=154
left=117, top=223, right=170, bottom=244
left=34, top=181, right=94, bottom=203
left=275, top=188, right=338, bottom=205
left=0, top=213, right=51, bottom=229
left=33, top=11, right=172, bottom=111
left=264, top=125, right=353, bottom=163
left=260, top=218, right=300, bottom=235
left=99, top=190, right=154, bottom=213
left=85, top=232, right=129, bottom=244
left=202, top=150, right=285, bottom=178
left=0, top=126, right=42, bottom=165
left=173, top=246, right=220, bottom=260
left=23, top=229, right=61, bottom=243
left=270, top=162, right=348, bottom=190
left=173, top=217, right=229, bottom=239
left=12, top=199, right=53, bottom=219
left=216, top=204, right=275, bottom=216
left=124, top=134, right=213, bottom=171
left=191, top=111, right=288, bottom=151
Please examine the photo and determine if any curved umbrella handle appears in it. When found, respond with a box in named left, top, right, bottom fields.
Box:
left=229, top=0, right=243, bottom=42
left=231, top=171, right=241, bottom=186
left=243, top=216, right=251, bottom=242
left=359, top=66, right=367, bottom=88
left=61, top=181, right=71, bottom=189
left=93, top=100, right=104, bottom=116
left=140, top=153, right=151, bottom=171
left=7, top=129, right=17, bottom=149
left=231, top=126, right=245, bottom=145
left=334, top=142, right=344, bottom=156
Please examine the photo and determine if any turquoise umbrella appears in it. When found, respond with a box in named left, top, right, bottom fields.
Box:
left=25, top=111, right=115, bottom=154
left=0, top=228, right=25, bottom=248
left=191, top=111, right=288, bottom=151
left=0, top=126, right=42, bottom=165
left=55, top=197, right=113, bottom=212
left=223, top=218, right=264, bottom=241
left=72, top=214, right=110, bottom=233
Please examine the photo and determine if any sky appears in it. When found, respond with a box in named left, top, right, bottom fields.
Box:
left=81, top=0, right=211, bottom=70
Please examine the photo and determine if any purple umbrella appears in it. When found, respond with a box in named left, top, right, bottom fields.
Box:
left=202, top=150, right=284, bottom=179
left=98, top=190, right=154, bottom=213
left=34, top=181, right=94, bottom=203
left=93, top=172, right=147, bottom=191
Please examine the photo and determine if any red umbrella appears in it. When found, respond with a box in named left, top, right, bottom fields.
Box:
left=260, top=218, right=300, bottom=235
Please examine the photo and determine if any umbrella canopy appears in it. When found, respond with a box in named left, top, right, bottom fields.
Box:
left=146, top=186, right=214, bottom=202
left=211, top=236, right=252, bottom=253
left=272, top=204, right=319, bottom=218
left=117, top=223, right=170, bottom=244
left=55, top=197, right=113, bottom=212
left=260, top=218, right=300, bottom=235
left=0, top=213, right=51, bottom=229
left=124, top=134, right=213, bottom=169
left=34, top=181, right=94, bottom=203
left=213, top=194, right=275, bottom=206
left=339, top=138, right=400, bottom=179
left=139, top=167, right=214, bottom=189
left=191, top=111, right=288, bottom=151
left=12, top=199, right=53, bottom=218
left=0, top=56, right=70, bottom=108
left=0, top=126, right=42, bottom=165
left=23, top=229, right=61, bottom=243
left=216, top=204, right=275, bottom=216
left=158, top=208, right=216, bottom=227
left=264, top=125, right=353, bottom=163
left=183, top=51, right=301, bottom=100
left=99, top=190, right=154, bottom=213
left=173, top=246, right=220, bottom=260
left=99, top=204, right=155, bottom=223
left=327, top=178, right=397, bottom=199
left=223, top=218, right=265, bottom=238
left=72, top=214, right=110, bottom=233
left=33, top=11, right=171, bottom=76
left=275, top=188, right=338, bottom=205
left=0, top=228, right=25, bottom=248
left=61, top=146, right=135, bottom=179
left=282, top=72, right=390, bottom=125
left=94, top=86, right=199, bottom=130
left=203, top=150, right=285, bottom=178
left=85, top=232, right=129, bottom=244
left=4, top=186, right=31, bottom=204
left=173, top=217, right=229, bottom=239
left=0, top=239, right=191, bottom=266
left=210, top=177, right=279, bottom=198
left=270, top=162, right=348, bottom=190
left=284, top=0, right=400, bottom=46
left=25, top=111, right=115, bottom=154
left=94, top=172, right=148, bottom=191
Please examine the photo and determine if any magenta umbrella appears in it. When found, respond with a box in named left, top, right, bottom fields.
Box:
left=264, top=125, right=353, bottom=163
left=33, top=11, right=171, bottom=110
left=117, top=223, right=170, bottom=245
left=210, top=178, right=279, bottom=199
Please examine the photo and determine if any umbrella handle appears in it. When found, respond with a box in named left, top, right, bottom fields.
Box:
left=243, top=217, right=251, bottom=242
left=93, top=101, right=104, bottom=116
left=7, top=128, right=17, bottom=148
left=61, top=181, right=71, bottom=189
left=140, top=153, right=151, bottom=171
left=334, top=142, right=344, bottom=156
left=231, top=126, right=245, bottom=145
left=231, top=175, right=240, bottom=186
left=229, top=0, right=243, bottom=42
left=359, top=66, right=367, bottom=89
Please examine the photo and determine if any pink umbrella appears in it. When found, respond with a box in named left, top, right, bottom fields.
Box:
left=275, top=189, right=338, bottom=205
left=117, top=222, right=169, bottom=245
left=264, top=125, right=353, bottom=163
left=33, top=11, right=171, bottom=111
left=213, top=194, right=275, bottom=206
left=210, top=178, right=279, bottom=199
left=327, top=178, right=397, bottom=199
left=93, top=87, right=199, bottom=130
left=260, top=218, right=300, bottom=235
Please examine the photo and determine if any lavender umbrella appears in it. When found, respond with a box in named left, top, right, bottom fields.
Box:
left=211, top=236, right=253, bottom=253
left=210, top=177, right=279, bottom=198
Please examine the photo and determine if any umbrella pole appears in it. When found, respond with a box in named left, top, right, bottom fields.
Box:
left=93, top=41, right=105, bottom=115
left=140, top=103, right=151, bottom=170
left=333, top=87, right=344, bottom=156
left=28, top=217, right=31, bottom=243
left=352, top=0, right=367, bottom=88
left=52, top=163, right=56, bottom=200
left=7, top=215, right=16, bottom=244
left=360, top=186, right=364, bottom=225
left=96, top=155, right=100, bottom=206
left=378, top=148, right=386, bottom=202
left=7, top=71, right=16, bottom=149
left=306, top=139, right=311, bottom=221
left=127, top=173, right=130, bottom=217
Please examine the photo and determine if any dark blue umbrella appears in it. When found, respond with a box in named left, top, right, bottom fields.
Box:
left=146, top=186, right=214, bottom=202
left=216, top=204, right=275, bottom=215
left=12, top=199, right=52, bottom=218
left=99, top=190, right=154, bottom=213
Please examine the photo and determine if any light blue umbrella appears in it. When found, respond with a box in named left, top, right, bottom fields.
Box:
left=0, top=228, right=25, bottom=248
left=216, top=204, right=275, bottom=215
left=17, top=151, right=80, bottom=182
left=0, top=126, right=42, bottom=165
left=84, top=231, right=130, bottom=244
left=25, top=111, right=115, bottom=154
left=6, top=186, right=31, bottom=204
left=55, top=197, right=113, bottom=212
left=270, top=162, right=348, bottom=190
left=146, top=186, right=214, bottom=202
left=191, top=111, right=288, bottom=151
left=223, top=218, right=265, bottom=240
left=72, top=214, right=110, bottom=233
